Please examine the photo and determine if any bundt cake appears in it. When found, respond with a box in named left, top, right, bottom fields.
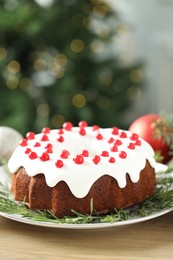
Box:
left=8, top=121, right=156, bottom=217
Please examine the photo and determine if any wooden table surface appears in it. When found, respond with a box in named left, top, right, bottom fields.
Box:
left=0, top=211, right=172, bottom=260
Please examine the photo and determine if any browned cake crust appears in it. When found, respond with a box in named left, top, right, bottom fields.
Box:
left=11, top=160, right=156, bottom=217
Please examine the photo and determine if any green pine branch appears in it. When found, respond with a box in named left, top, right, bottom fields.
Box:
left=154, top=112, right=173, bottom=149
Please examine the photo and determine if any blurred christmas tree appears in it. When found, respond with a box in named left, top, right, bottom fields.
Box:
left=0, top=0, right=143, bottom=134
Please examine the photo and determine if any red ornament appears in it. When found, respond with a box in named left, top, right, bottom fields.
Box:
left=129, top=114, right=172, bottom=163
left=40, top=152, right=50, bottom=161
left=29, top=152, right=38, bottom=160
left=73, top=155, right=84, bottom=164
left=60, top=150, right=70, bottom=159
left=63, top=122, right=73, bottom=131
left=55, top=160, right=64, bottom=168
left=119, top=151, right=127, bottom=159
left=93, top=155, right=101, bottom=164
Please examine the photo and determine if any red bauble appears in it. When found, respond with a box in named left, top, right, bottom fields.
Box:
left=129, top=114, right=172, bottom=163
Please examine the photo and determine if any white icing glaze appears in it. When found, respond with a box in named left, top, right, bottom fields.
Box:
left=8, top=124, right=156, bottom=198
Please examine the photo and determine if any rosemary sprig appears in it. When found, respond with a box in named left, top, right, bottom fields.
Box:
left=0, top=167, right=172, bottom=225
left=154, top=151, right=164, bottom=162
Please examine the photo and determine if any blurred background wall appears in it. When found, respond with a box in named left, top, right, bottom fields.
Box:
left=110, top=0, right=173, bottom=115
left=0, top=0, right=172, bottom=135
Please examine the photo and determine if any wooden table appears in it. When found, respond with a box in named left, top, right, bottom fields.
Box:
left=0, top=211, right=172, bottom=260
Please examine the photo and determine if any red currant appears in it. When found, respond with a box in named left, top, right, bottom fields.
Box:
left=119, top=151, right=127, bottom=159
left=120, top=131, right=127, bottom=138
left=63, top=122, right=73, bottom=131
left=41, top=134, right=49, bottom=141
left=81, top=150, right=89, bottom=157
left=78, top=121, right=88, bottom=127
left=25, top=148, right=31, bottom=154
left=93, top=155, right=101, bottom=164
left=109, top=157, right=116, bottom=163
left=60, top=150, right=70, bottom=159
left=40, top=152, right=50, bottom=161
left=111, top=145, right=118, bottom=152
left=73, top=155, right=84, bottom=164
left=34, top=142, right=41, bottom=147
left=108, top=137, right=114, bottom=144
left=130, top=133, right=139, bottom=141
left=42, top=127, right=50, bottom=134
left=135, top=140, right=141, bottom=146
left=55, top=160, right=64, bottom=168
left=112, top=127, right=119, bottom=135
left=46, top=148, right=53, bottom=153
left=92, top=125, right=99, bottom=131
left=58, top=129, right=64, bottom=134
left=96, top=133, right=103, bottom=140
left=26, top=132, right=35, bottom=140
left=20, top=139, right=28, bottom=147
left=45, top=143, right=52, bottom=149
left=101, top=151, right=109, bottom=157
left=114, top=139, right=122, bottom=146
left=79, top=128, right=86, bottom=136
left=29, top=152, right=38, bottom=160
left=128, top=143, right=135, bottom=150
left=57, top=136, right=64, bottom=142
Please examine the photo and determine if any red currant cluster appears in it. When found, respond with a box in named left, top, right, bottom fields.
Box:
left=19, top=121, right=142, bottom=170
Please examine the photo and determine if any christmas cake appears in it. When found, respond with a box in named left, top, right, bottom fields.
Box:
left=8, top=121, right=156, bottom=217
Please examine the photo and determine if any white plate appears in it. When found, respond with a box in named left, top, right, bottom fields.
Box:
left=0, top=163, right=172, bottom=229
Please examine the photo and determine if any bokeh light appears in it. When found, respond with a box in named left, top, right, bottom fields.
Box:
left=0, top=0, right=144, bottom=133
left=127, top=87, right=142, bottom=101
left=7, top=60, right=20, bottom=74
left=51, top=114, right=65, bottom=128
left=70, top=39, right=85, bottom=53
left=96, top=96, right=111, bottom=109
left=130, top=69, right=143, bottom=83
left=72, top=94, right=86, bottom=108
left=6, top=76, right=19, bottom=89
left=20, top=78, right=33, bottom=91
left=0, top=47, right=7, bottom=60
